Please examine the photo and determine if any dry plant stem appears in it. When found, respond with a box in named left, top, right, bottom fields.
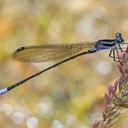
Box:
left=92, top=47, right=128, bottom=128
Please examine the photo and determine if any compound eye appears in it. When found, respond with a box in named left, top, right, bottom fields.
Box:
left=116, top=32, right=121, bottom=38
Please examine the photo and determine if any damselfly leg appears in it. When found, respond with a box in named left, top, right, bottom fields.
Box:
left=117, top=43, right=128, bottom=52
left=109, top=43, right=127, bottom=62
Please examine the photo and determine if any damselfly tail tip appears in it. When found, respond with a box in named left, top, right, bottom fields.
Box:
left=0, top=88, right=8, bottom=95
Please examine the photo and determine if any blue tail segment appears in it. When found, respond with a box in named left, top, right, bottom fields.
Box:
left=0, top=88, right=8, bottom=95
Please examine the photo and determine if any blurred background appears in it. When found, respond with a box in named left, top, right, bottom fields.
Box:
left=0, top=0, right=128, bottom=128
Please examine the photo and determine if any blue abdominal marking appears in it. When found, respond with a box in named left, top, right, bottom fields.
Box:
left=0, top=88, right=7, bottom=95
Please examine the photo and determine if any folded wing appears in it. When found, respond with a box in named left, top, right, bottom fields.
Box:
left=12, top=42, right=95, bottom=63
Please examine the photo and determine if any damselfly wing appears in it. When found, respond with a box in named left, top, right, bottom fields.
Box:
left=12, top=42, right=95, bottom=63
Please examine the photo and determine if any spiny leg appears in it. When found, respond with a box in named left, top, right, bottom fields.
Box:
left=109, top=47, right=123, bottom=62
left=117, top=43, right=126, bottom=52
left=109, top=48, right=120, bottom=62
left=109, top=49, right=117, bottom=62
left=114, top=48, right=123, bottom=62
left=109, top=49, right=114, bottom=58
left=112, top=49, right=117, bottom=62
left=109, top=48, right=119, bottom=59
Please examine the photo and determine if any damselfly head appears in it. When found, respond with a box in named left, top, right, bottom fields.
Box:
left=115, top=32, right=125, bottom=44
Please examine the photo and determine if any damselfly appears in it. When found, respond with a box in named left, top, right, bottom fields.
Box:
left=0, top=32, right=126, bottom=95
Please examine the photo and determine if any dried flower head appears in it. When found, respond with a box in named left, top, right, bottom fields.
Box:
left=92, top=45, right=128, bottom=128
